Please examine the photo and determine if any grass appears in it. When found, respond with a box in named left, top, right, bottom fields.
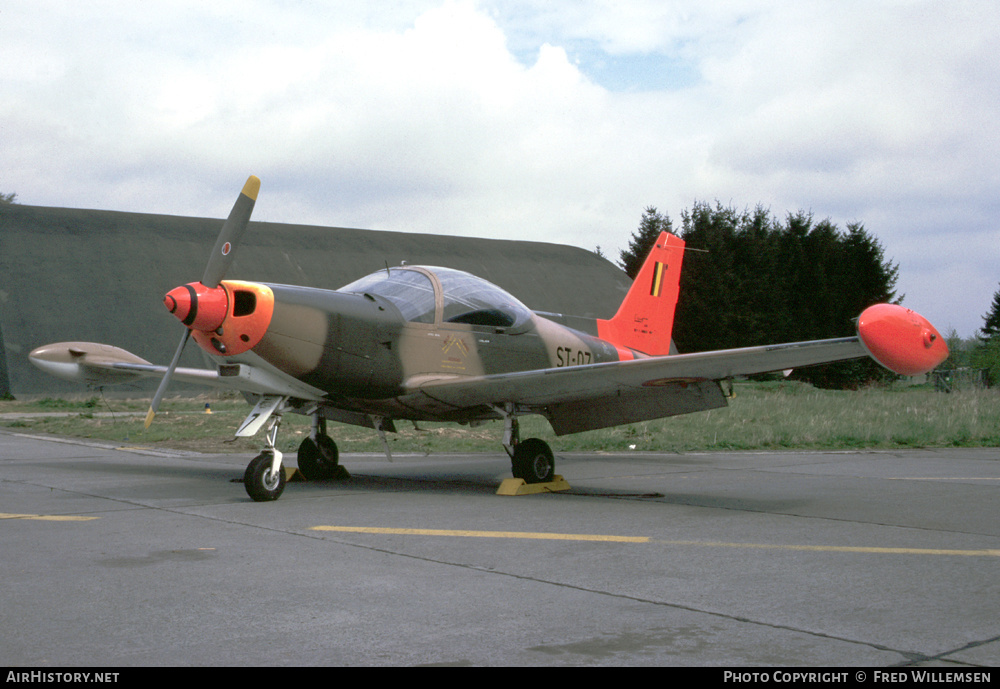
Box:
left=2, top=381, right=998, bottom=454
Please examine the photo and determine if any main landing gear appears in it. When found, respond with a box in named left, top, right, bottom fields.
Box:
left=296, top=415, right=348, bottom=481
left=496, top=404, right=555, bottom=484
left=511, top=437, right=555, bottom=483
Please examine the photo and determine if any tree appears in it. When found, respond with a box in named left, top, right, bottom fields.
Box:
left=787, top=220, right=900, bottom=388
left=615, top=200, right=900, bottom=387
left=980, top=284, right=1000, bottom=341
left=963, top=284, right=1000, bottom=387
left=674, top=201, right=762, bottom=352
left=618, top=206, right=673, bottom=279
left=0, top=192, right=17, bottom=205
left=940, top=329, right=967, bottom=371
left=970, top=336, right=1000, bottom=387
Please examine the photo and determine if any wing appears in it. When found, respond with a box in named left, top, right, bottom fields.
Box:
left=400, top=302, right=948, bottom=435
left=28, top=342, right=326, bottom=401
left=400, top=336, right=867, bottom=435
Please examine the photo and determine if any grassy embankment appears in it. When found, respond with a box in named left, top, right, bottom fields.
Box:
left=1, top=381, right=998, bottom=455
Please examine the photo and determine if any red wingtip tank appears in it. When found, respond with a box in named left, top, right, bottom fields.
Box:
left=856, top=304, right=949, bottom=377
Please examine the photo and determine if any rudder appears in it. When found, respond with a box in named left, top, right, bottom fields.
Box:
left=597, top=231, right=684, bottom=356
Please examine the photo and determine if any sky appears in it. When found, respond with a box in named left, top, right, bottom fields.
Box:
left=3, top=0, right=997, bottom=337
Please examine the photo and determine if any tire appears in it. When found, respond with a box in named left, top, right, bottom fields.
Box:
left=316, top=434, right=339, bottom=465
left=244, top=452, right=286, bottom=502
left=297, top=436, right=339, bottom=481
left=511, top=438, right=555, bottom=484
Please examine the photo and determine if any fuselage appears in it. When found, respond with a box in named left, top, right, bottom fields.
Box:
left=178, top=266, right=640, bottom=419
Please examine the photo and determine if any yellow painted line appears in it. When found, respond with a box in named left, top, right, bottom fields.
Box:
left=310, top=526, right=999, bottom=556
left=887, top=477, right=1000, bottom=481
left=658, top=540, right=1000, bottom=557
left=0, top=512, right=99, bottom=522
left=309, top=526, right=649, bottom=543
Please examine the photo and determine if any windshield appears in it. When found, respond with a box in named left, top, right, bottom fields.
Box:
left=338, top=269, right=436, bottom=323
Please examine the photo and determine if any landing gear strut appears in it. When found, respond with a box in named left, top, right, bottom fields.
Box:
left=495, top=404, right=555, bottom=484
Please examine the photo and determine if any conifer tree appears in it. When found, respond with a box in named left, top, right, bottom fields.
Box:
left=980, top=284, right=1000, bottom=341
left=618, top=207, right=673, bottom=279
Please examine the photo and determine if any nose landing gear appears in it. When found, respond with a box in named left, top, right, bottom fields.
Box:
left=244, top=450, right=286, bottom=501
left=240, top=401, right=351, bottom=500
left=243, top=412, right=287, bottom=502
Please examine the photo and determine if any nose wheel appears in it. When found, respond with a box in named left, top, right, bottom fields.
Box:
left=244, top=413, right=287, bottom=501
left=244, top=451, right=286, bottom=501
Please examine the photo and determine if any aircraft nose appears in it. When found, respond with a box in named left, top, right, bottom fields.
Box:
left=175, top=280, right=275, bottom=357
left=164, top=282, right=229, bottom=331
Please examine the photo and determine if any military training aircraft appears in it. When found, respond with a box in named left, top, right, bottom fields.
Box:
left=30, top=176, right=950, bottom=501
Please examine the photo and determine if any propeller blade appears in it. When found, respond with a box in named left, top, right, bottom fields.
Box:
left=148, top=176, right=259, bottom=427
left=144, top=329, right=191, bottom=429
left=201, top=175, right=260, bottom=289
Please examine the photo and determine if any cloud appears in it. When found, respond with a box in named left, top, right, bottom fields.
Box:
left=2, top=0, right=998, bottom=336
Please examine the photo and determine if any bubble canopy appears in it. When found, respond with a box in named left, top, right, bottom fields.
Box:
left=339, top=266, right=534, bottom=330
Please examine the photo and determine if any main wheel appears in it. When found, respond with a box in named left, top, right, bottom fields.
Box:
left=244, top=452, right=286, bottom=502
left=297, top=435, right=340, bottom=481
left=316, top=433, right=339, bottom=464
left=511, top=438, right=555, bottom=484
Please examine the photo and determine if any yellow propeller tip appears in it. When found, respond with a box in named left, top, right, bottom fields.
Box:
left=242, top=176, right=260, bottom=201
left=144, top=408, right=155, bottom=429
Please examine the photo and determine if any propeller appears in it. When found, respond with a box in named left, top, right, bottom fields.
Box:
left=202, top=175, right=261, bottom=289
left=145, top=329, right=191, bottom=428
left=144, top=175, right=260, bottom=428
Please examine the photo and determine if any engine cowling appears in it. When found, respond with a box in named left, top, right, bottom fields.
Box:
left=163, top=280, right=274, bottom=356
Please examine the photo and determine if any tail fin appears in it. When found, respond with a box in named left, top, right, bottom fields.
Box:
left=597, top=231, right=685, bottom=356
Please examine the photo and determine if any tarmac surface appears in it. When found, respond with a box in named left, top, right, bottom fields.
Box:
left=1, top=429, right=998, bottom=667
